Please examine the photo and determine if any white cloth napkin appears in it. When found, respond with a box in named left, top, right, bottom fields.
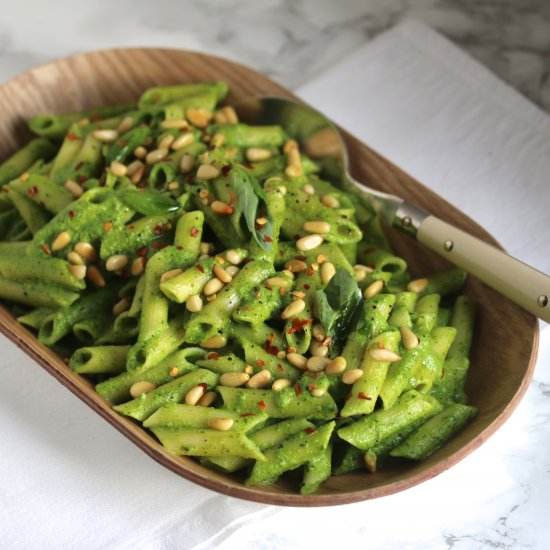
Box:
left=1, top=18, right=549, bottom=550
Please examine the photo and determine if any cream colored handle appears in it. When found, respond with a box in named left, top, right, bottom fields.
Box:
left=417, top=215, right=550, bottom=322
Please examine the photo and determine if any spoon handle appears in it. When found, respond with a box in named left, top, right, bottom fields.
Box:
left=414, top=214, right=550, bottom=322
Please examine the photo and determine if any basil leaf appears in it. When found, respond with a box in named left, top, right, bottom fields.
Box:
left=230, top=166, right=273, bottom=251
left=118, top=190, right=180, bottom=216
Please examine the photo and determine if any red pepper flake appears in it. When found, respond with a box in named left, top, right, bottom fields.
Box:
left=67, top=132, right=81, bottom=141
left=136, top=246, right=148, bottom=257
left=268, top=333, right=275, bottom=346
left=239, top=413, right=255, bottom=417
left=277, top=364, right=284, bottom=372
left=40, top=243, right=51, bottom=255
left=198, top=383, right=208, bottom=390
left=257, top=400, right=266, bottom=410
left=377, top=341, right=385, bottom=349
left=2, top=187, right=9, bottom=193
left=221, top=165, right=233, bottom=176
left=152, top=242, right=168, bottom=250
left=190, top=227, right=199, bottom=238
left=266, top=346, right=278, bottom=356
left=264, top=235, right=273, bottom=243
left=254, top=360, right=265, bottom=368
left=116, top=139, right=129, bottom=147
left=68, top=210, right=75, bottom=219
left=90, top=113, right=102, bottom=122
left=243, top=162, right=253, bottom=170
left=128, top=224, right=135, bottom=231
left=303, top=284, right=310, bottom=290
left=295, top=384, right=302, bottom=397
left=76, top=175, right=88, bottom=184
left=207, top=352, right=221, bottom=360
left=27, top=186, right=38, bottom=197
left=195, top=263, right=205, bottom=273
left=441, top=367, right=445, bottom=378
left=103, top=221, right=113, bottom=232
left=367, top=263, right=375, bottom=269
left=301, top=319, right=313, bottom=328
left=153, top=224, right=164, bottom=235
left=358, top=392, right=372, bottom=400
left=304, top=427, right=316, bottom=435
left=176, top=245, right=184, bottom=250
left=74, top=161, right=84, bottom=170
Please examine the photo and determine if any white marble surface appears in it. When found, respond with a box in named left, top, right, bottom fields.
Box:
left=1, top=2, right=550, bottom=549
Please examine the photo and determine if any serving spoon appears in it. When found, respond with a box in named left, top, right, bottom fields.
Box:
left=233, top=97, right=550, bottom=323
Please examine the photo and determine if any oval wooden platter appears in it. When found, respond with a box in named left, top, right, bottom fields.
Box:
left=0, top=48, right=539, bottom=506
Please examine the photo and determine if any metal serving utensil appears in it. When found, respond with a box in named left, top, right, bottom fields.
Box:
left=233, top=96, right=550, bottom=322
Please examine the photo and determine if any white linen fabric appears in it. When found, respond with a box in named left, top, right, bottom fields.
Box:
left=1, top=19, right=549, bottom=550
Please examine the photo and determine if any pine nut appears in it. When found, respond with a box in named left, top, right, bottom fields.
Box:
left=169, top=367, right=180, bottom=377
left=281, top=298, right=305, bottom=319
left=51, top=231, right=71, bottom=252
left=185, top=384, right=206, bottom=405
left=321, top=261, right=336, bottom=285
left=342, top=368, right=363, bottom=384
left=302, top=183, right=315, bottom=195
left=225, top=265, right=240, bottom=277
left=265, top=277, right=290, bottom=288
left=213, top=264, right=232, bottom=283
left=131, top=257, right=146, bottom=276
left=364, top=279, right=384, bottom=299
left=201, top=335, right=227, bottom=349
left=307, top=356, right=330, bottom=372
left=159, top=134, right=175, bottom=150
left=226, top=249, right=244, bottom=265
left=247, top=369, right=272, bottom=389
left=167, top=181, right=179, bottom=191
left=283, top=140, right=298, bottom=154
left=291, top=290, right=305, bottom=300
left=204, top=277, right=224, bottom=296
left=127, top=160, right=144, bottom=177
left=129, top=380, right=156, bottom=398
left=92, top=129, right=118, bottom=143
left=312, top=323, right=326, bottom=342
left=282, top=269, right=295, bottom=279
left=179, top=154, right=195, bottom=173
left=211, top=200, right=233, bottom=215
left=285, top=164, right=303, bottom=178
left=311, top=387, right=327, bottom=397
left=400, top=326, right=419, bottom=349
left=160, top=268, right=183, bottom=283
left=219, top=372, right=249, bottom=387
left=186, top=294, right=203, bottom=313
left=368, top=347, right=402, bottom=362
left=131, top=163, right=146, bottom=184
left=197, top=164, right=220, bottom=180
left=69, top=264, right=86, bottom=280
left=86, top=265, right=106, bottom=287
left=116, top=115, right=135, bottom=135
left=303, top=221, right=331, bottom=234
left=211, top=133, right=225, bottom=148
left=296, top=234, right=324, bottom=252
left=172, top=133, right=195, bottom=152
left=106, top=254, right=129, bottom=272
left=246, top=148, right=272, bottom=162
left=326, top=356, right=347, bottom=375
left=256, top=217, right=267, bottom=226
left=112, top=297, right=131, bottom=316
left=206, top=294, right=217, bottom=302
left=309, top=340, right=329, bottom=357
left=197, top=390, right=217, bottom=407
left=134, top=146, right=147, bottom=159
left=186, top=107, right=212, bottom=128
left=221, top=106, right=238, bottom=124
left=272, top=378, right=292, bottom=391
left=321, top=195, right=340, bottom=208
left=110, top=161, right=127, bottom=177
left=354, top=264, right=373, bottom=282
left=285, top=259, right=307, bottom=273
left=64, top=179, right=84, bottom=197
left=208, top=417, right=234, bottom=431
left=146, top=147, right=169, bottom=165
left=67, top=251, right=84, bottom=265
left=161, top=118, right=189, bottom=130
left=407, top=278, right=428, bottom=293
left=286, top=352, right=308, bottom=369
left=75, top=242, right=97, bottom=262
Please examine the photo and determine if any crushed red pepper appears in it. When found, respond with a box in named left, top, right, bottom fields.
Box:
left=257, top=400, right=266, bottom=410
left=67, top=132, right=80, bottom=141
left=358, top=392, right=372, bottom=400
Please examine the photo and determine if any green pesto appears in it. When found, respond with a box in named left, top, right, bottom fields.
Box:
left=69, top=345, right=130, bottom=374
left=9, top=173, right=73, bottom=214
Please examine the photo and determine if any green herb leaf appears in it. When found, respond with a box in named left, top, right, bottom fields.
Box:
left=118, top=190, right=180, bottom=216
left=230, top=165, right=273, bottom=251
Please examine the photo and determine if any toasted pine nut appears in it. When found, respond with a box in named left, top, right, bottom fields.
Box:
left=283, top=140, right=298, bottom=154
left=246, top=148, right=272, bottom=162
left=296, top=234, right=324, bottom=252
left=219, top=372, right=249, bottom=387
left=247, top=369, right=272, bottom=389
left=146, top=147, right=169, bottom=165
left=201, top=335, right=227, bottom=349
left=407, top=278, right=428, bottom=293
left=110, top=161, right=127, bottom=177
left=281, top=298, right=305, bottom=319
left=204, top=277, right=224, bottom=296
left=129, top=380, right=156, bottom=398
left=86, top=265, right=106, bottom=287
left=303, top=221, right=331, bottom=234
left=161, top=119, right=189, bottom=130
left=311, top=387, right=327, bottom=397
left=285, top=259, right=307, bottom=273
left=342, top=368, right=363, bottom=384
left=207, top=417, right=234, bottom=431
left=197, top=390, right=217, bottom=407
left=74, top=242, right=97, bottom=262
left=326, top=356, right=347, bottom=375
left=167, top=181, right=179, bottom=191
left=131, top=257, right=146, bottom=276
left=302, top=183, right=315, bottom=195
left=244, top=365, right=254, bottom=375
left=185, top=384, right=206, bottom=405
left=282, top=269, right=295, bottom=279
left=354, top=264, right=373, bottom=282
left=206, top=294, right=217, bottom=302
left=225, top=249, right=244, bottom=265
left=186, top=294, right=203, bottom=313
left=309, top=340, right=329, bottom=357
left=256, top=217, right=268, bottom=226
left=67, top=251, right=84, bottom=266
left=213, top=264, right=232, bottom=284
left=116, top=115, right=135, bottom=135
left=131, top=163, right=146, bottom=184
left=69, top=264, right=86, bottom=280
left=265, top=277, right=290, bottom=288
left=52, top=231, right=71, bottom=252
left=92, top=129, right=118, bottom=143
left=291, top=290, right=305, bottom=300
left=197, top=164, right=220, bottom=180
left=169, top=367, right=180, bottom=377
left=312, top=323, right=326, bottom=342
left=211, top=133, right=225, bottom=148
left=112, top=297, right=131, bottom=316
left=221, top=106, right=238, bottom=124
left=134, top=145, right=147, bottom=159
left=211, top=200, right=233, bottom=215
left=307, top=356, right=330, bottom=372
left=400, top=326, right=419, bottom=349
left=106, top=254, right=129, bottom=272
left=64, top=179, right=84, bottom=197
left=159, top=134, right=175, bottom=150
left=186, top=107, right=212, bottom=128
left=364, top=279, right=384, bottom=299
left=179, top=153, right=195, bottom=173
left=225, top=265, right=240, bottom=277
left=272, top=378, right=292, bottom=391
left=321, top=195, right=340, bottom=208
left=285, top=164, right=303, bottom=178
left=127, top=160, right=144, bottom=177
left=287, top=352, right=308, bottom=369
left=321, top=261, right=336, bottom=285
left=160, top=268, right=183, bottom=283
left=368, top=347, right=402, bottom=362
left=172, top=133, right=195, bottom=152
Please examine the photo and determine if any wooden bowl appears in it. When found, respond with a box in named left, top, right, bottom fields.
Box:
left=0, top=48, right=539, bottom=506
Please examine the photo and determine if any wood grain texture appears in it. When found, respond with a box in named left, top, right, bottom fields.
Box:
left=0, top=48, right=539, bottom=506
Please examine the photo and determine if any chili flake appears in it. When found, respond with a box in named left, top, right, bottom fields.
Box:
left=68, top=210, right=75, bottom=219
left=295, top=384, right=302, bottom=397
left=190, top=227, right=199, bottom=238
left=152, top=242, right=168, bottom=250
left=67, top=132, right=81, bottom=141
left=358, top=392, right=372, bottom=400
left=27, top=186, right=38, bottom=197
left=257, top=400, right=266, bottom=410
left=304, top=427, right=316, bottom=435
left=207, top=352, right=221, bottom=360
left=254, top=360, right=265, bottom=368
left=74, top=161, right=84, bottom=170
left=40, top=244, right=51, bottom=255
left=136, top=246, right=148, bottom=257
left=239, top=413, right=255, bottom=417
left=221, top=165, right=232, bottom=176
